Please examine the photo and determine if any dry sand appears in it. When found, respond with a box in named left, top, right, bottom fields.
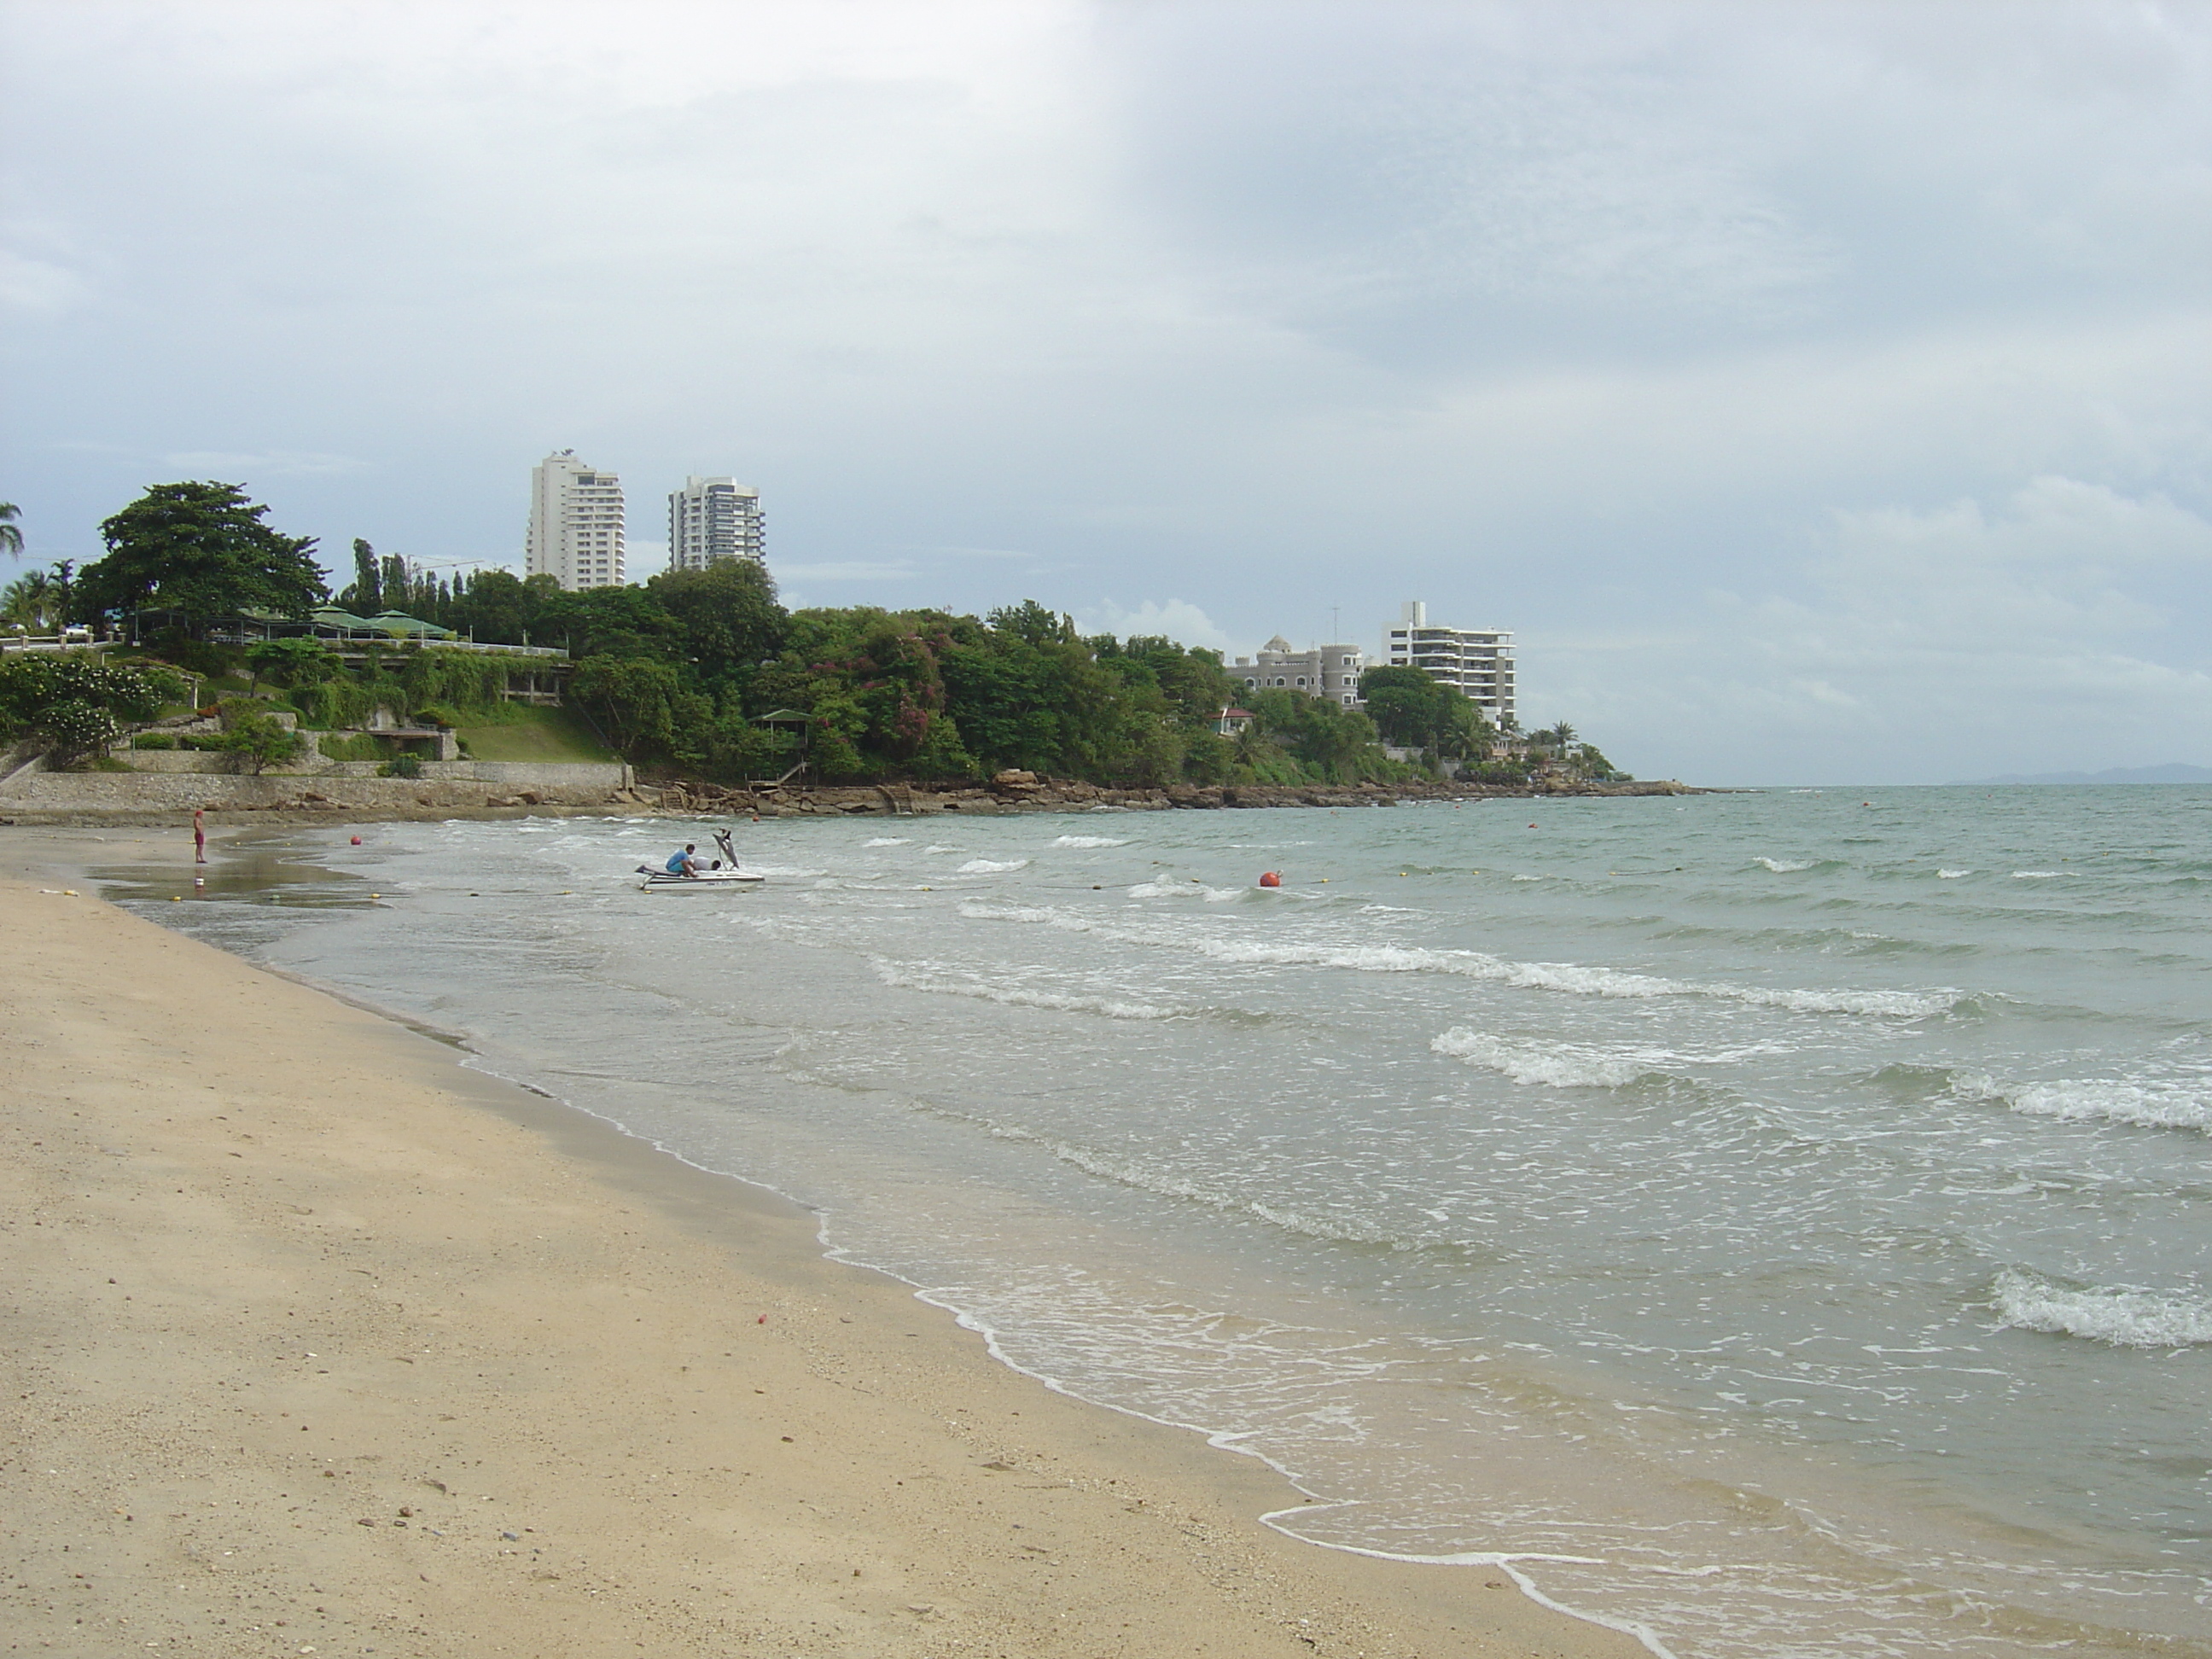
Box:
left=0, top=827, right=1641, bottom=1658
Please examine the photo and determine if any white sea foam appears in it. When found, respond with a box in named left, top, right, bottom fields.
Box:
left=1126, top=877, right=1243, bottom=902
left=1754, top=857, right=1814, bottom=874
left=958, top=902, right=1959, bottom=1016
left=986, top=1122, right=1394, bottom=1244
left=1051, top=835, right=1131, bottom=848
left=1951, top=1072, right=2212, bottom=1132
left=1993, top=1270, right=2212, bottom=1348
left=958, top=858, right=1030, bottom=874
left=864, top=836, right=911, bottom=847
left=2011, top=870, right=2060, bottom=879
left=871, top=959, right=1173, bottom=1021
left=1431, top=1029, right=1649, bottom=1089
left=1937, top=869, right=1973, bottom=879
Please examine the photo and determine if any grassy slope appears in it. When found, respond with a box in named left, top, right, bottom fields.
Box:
left=456, top=704, right=617, bottom=764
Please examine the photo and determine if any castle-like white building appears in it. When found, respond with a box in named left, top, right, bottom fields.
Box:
left=1230, top=637, right=1366, bottom=708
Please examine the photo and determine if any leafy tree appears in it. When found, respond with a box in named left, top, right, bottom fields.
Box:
left=987, top=599, right=1076, bottom=649
left=569, top=654, right=709, bottom=760
left=1356, top=665, right=1495, bottom=763
left=78, top=482, right=326, bottom=634
left=535, top=585, right=685, bottom=661
left=446, top=569, right=555, bottom=645
left=0, top=502, right=22, bottom=560
left=339, top=538, right=382, bottom=613
left=246, top=637, right=341, bottom=694
left=1245, top=688, right=1388, bottom=783
left=645, top=558, right=789, bottom=693
left=215, top=698, right=305, bottom=774
left=1359, top=666, right=1448, bottom=748
left=0, top=653, right=183, bottom=765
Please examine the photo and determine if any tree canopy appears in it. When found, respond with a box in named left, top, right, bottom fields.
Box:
left=77, top=482, right=326, bottom=632
left=1356, top=665, right=1496, bottom=760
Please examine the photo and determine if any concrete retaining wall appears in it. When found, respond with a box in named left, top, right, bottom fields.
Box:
left=100, top=753, right=626, bottom=788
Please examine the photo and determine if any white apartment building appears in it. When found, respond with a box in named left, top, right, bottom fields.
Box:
left=1231, top=637, right=1366, bottom=708
left=667, top=476, right=765, bottom=572
left=526, top=451, right=626, bottom=591
left=1383, top=601, right=1516, bottom=727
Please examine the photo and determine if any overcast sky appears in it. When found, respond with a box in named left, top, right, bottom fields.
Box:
left=5, top=1, right=2209, bottom=783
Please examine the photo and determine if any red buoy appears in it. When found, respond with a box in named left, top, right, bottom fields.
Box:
left=1258, top=870, right=1282, bottom=888
left=350, top=835, right=363, bottom=845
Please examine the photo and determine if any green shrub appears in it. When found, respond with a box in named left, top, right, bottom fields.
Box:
left=218, top=710, right=306, bottom=774
left=316, top=732, right=387, bottom=763
left=156, top=634, right=242, bottom=678
left=130, top=731, right=178, bottom=750
left=0, top=653, right=184, bottom=765
left=379, top=753, right=424, bottom=779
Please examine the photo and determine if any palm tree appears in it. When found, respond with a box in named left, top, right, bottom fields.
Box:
left=3, top=569, right=56, bottom=630
left=0, top=503, right=21, bottom=561
left=1545, top=721, right=1577, bottom=748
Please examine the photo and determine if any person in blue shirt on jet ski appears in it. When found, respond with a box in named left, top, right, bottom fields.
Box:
left=665, top=843, right=702, bottom=878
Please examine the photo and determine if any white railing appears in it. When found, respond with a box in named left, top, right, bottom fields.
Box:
left=0, top=634, right=108, bottom=654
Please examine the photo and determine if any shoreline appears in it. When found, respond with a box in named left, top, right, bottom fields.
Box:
left=0, top=771, right=1726, bottom=829
left=2, top=824, right=1642, bottom=1658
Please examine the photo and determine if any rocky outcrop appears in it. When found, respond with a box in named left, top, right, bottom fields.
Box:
left=633, top=774, right=1703, bottom=818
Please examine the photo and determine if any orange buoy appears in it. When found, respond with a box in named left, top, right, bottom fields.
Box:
left=350, top=835, right=362, bottom=844
left=1258, top=870, right=1282, bottom=888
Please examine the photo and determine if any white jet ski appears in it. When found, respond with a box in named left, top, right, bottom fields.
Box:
left=636, top=829, right=764, bottom=892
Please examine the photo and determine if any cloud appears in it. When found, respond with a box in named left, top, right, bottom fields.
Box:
left=158, top=451, right=371, bottom=477
left=1540, top=477, right=2212, bottom=783
left=774, top=561, right=917, bottom=583
left=1073, top=598, right=1232, bottom=653
left=4, top=2, right=2211, bottom=780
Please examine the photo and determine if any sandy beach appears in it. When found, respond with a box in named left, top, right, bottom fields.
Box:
left=0, top=826, right=1637, bottom=1659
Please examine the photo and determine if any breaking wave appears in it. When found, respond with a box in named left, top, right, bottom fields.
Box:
left=864, top=837, right=911, bottom=847
left=1993, top=1271, right=2212, bottom=1348
left=1754, top=857, right=1815, bottom=874
left=958, top=858, right=1030, bottom=874
left=1051, top=835, right=1132, bottom=848
left=871, top=959, right=1174, bottom=1021
left=1949, top=1072, right=2212, bottom=1133
left=1126, top=877, right=1243, bottom=902
left=1430, top=1029, right=1653, bottom=1089
left=958, top=903, right=1959, bottom=1017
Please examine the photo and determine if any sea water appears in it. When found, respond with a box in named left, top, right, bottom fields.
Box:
left=98, top=786, right=2212, bottom=1656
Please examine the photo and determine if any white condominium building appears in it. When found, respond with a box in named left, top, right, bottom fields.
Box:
left=1231, top=637, right=1366, bottom=708
left=526, top=451, right=626, bottom=591
left=1384, top=601, right=1516, bottom=727
left=667, top=476, right=765, bottom=572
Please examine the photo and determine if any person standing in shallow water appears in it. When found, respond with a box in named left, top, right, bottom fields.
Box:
left=193, top=808, right=207, bottom=865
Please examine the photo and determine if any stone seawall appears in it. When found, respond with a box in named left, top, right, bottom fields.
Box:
left=0, top=761, right=630, bottom=822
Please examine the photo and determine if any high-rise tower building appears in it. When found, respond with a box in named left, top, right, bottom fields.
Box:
left=525, top=451, right=626, bottom=591
left=1384, top=601, right=1516, bottom=727
left=667, top=476, right=765, bottom=572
